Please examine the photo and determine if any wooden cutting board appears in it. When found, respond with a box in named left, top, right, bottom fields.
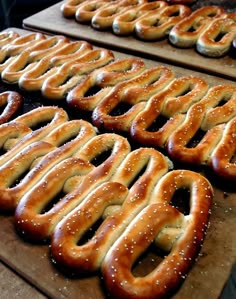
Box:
left=22, top=1, right=236, bottom=81
left=0, top=27, right=236, bottom=299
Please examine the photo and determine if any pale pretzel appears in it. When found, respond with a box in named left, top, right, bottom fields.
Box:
left=42, top=48, right=114, bottom=99
left=169, top=6, right=225, bottom=48
left=15, top=133, right=131, bottom=240
left=102, top=169, right=213, bottom=299
left=0, top=119, right=97, bottom=211
left=50, top=147, right=171, bottom=272
left=135, top=4, right=191, bottom=40
left=131, top=75, right=208, bottom=148
left=0, top=91, right=23, bottom=124
left=92, top=65, right=175, bottom=132
left=67, top=58, right=145, bottom=111
left=196, top=17, right=236, bottom=57
left=111, top=1, right=167, bottom=35
left=61, top=0, right=88, bottom=18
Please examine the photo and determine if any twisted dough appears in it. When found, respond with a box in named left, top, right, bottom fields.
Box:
left=196, top=16, right=236, bottom=57
left=50, top=148, right=171, bottom=272
left=169, top=6, right=226, bottom=48
left=15, top=133, right=131, bottom=240
left=102, top=170, right=213, bottom=299
left=0, top=91, right=23, bottom=124
left=61, top=0, right=89, bottom=18
left=135, top=4, right=191, bottom=41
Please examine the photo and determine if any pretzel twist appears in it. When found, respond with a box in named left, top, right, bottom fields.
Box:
left=0, top=31, right=19, bottom=47
left=50, top=147, right=171, bottom=272
left=196, top=17, right=236, bottom=57
left=92, top=65, right=175, bottom=131
left=130, top=75, right=208, bottom=147
left=111, top=1, right=168, bottom=35
left=15, top=133, right=131, bottom=240
left=67, top=58, right=145, bottom=111
left=169, top=6, right=226, bottom=48
left=102, top=169, right=212, bottom=299
left=61, top=0, right=88, bottom=18
left=0, top=91, right=23, bottom=124
left=135, top=4, right=191, bottom=40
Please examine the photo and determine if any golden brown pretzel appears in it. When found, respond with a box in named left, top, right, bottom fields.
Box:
left=131, top=75, right=208, bottom=148
left=75, top=0, right=111, bottom=23
left=19, top=40, right=93, bottom=93
left=135, top=4, right=191, bottom=40
left=1, top=35, right=69, bottom=84
left=196, top=17, right=236, bottom=57
left=166, top=84, right=236, bottom=166
left=0, top=91, right=23, bottom=124
left=102, top=170, right=213, bottom=299
left=0, top=31, right=19, bottom=47
left=15, top=133, right=131, bottom=241
left=50, top=147, right=171, bottom=272
left=169, top=6, right=225, bottom=48
left=61, top=0, right=88, bottom=18
left=111, top=1, right=167, bottom=35
left=0, top=119, right=97, bottom=211
left=92, top=65, right=175, bottom=132
left=67, top=58, right=145, bottom=111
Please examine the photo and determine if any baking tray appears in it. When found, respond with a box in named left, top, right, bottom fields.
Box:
left=22, top=1, right=236, bottom=81
left=0, top=27, right=235, bottom=299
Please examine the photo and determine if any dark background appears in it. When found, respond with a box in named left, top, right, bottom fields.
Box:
left=0, top=0, right=60, bottom=30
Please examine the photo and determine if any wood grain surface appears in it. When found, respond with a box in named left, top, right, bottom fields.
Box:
left=22, top=1, right=236, bottom=81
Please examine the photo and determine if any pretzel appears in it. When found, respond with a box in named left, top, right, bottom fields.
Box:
left=169, top=6, right=226, bottom=48
left=166, top=0, right=196, bottom=4
left=166, top=84, right=236, bottom=166
left=19, top=40, right=93, bottom=93
left=196, top=17, right=236, bottom=57
left=67, top=58, right=145, bottom=111
left=102, top=169, right=213, bottom=299
left=134, top=4, right=191, bottom=40
left=1, top=35, right=69, bottom=84
left=50, top=147, right=171, bottom=272
left=75, top=0, right=111, bottom=23
left=15, top=133, right=131, bottom=240
left=92, top=65, right=175, bottom=131
left=0, top=91, right=23, bottom=124
left=61, top=0, right=88, bottom=18
left=130, top=75, right=208, bottom=148
left=111, top=1, right=168, bottom=35
left=0, top=31, right=19, bottom=47
left=41, top=48, right=114, bottom=100
left=0, top=118, right=97, bottom=211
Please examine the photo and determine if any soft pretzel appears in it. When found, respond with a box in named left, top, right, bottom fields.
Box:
left=196, top=17, right=236, bottom=57
left=67, top=58, right=145, bottom=111
left=1, top=35, right=70, bottom=84
left=166, top=84, right=236, bottom=166
left=92, top=65, right=175, bottom=132
left=61, top=0, right=88, bottom=18
left=130, top=75, right=208, bottom=148
left=135, top=4, right=191, bottom=40
left=102, top=170, right=213, bottom=299
left=169, top=6, right=225, bottom=48
left=19, top=40, right=93, bottom=93
left=0, top=118, right=97, bottom=211
left=111, top=1, right=167, bottom=35
left=50, top=147, right=171, bottom=272
left=15, top=133, right=131, bottom=240
left=0, top=91, right=23, bottom=124
left=0, top=31, right=19, bottom=47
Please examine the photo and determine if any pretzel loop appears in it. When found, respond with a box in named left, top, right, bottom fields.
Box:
left=102, top=169, right=212, bottom=299
left=0, top=91, right=23, bottom=124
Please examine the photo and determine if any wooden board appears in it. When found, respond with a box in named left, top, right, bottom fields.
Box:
left=0, top=27, right=236, bottom=299
left=22, top=1, right=236, bottom=81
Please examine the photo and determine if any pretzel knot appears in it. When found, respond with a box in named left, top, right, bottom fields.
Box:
left=102, top=170, right=213, bottom=299
left=0, top=91, right=23, bottom=124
